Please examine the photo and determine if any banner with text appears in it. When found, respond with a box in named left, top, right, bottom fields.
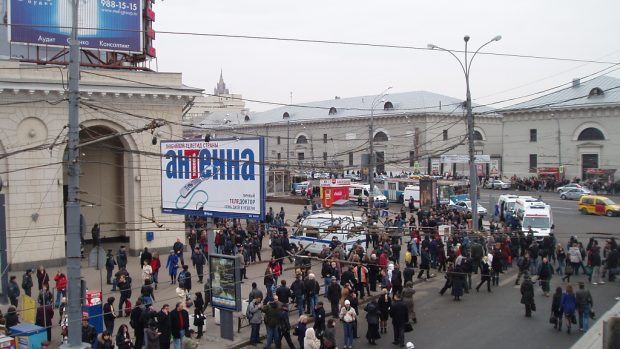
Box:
left=440, top=154, right=491, bottom=164
left=8, top=0, right=143, bottom=53
left=160, top=138, right=265, bottom=220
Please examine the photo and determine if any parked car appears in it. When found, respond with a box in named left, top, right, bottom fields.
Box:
left=484, top=179, right=511, bottom=190
left=344, top=174, right=362, bottom=182
left=449, top=200, right=488, bottom=216
left=560, top=188, right=591, bottom=200
left=556, top=183, right=582, bottom=193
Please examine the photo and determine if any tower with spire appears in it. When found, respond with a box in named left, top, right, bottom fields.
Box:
left=214, top=69, right=230, bottom=95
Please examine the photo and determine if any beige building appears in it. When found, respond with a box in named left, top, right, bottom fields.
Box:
left=501, top=76, right=620, bottom=183
left=0, top=60, right=201, bottom=269
left=206, top=91, right=504, bottom=178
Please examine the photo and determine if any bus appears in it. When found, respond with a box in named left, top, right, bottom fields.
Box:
left=383, top=177, right=468, bottom=205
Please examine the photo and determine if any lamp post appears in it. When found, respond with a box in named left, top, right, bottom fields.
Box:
left=368, top=87, right=392, bottom=209
left=428, top=35, right=501, bottom=231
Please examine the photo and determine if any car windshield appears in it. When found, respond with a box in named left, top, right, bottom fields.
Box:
left=602, top=198, right=617, bottom=205
left=523, top=216, right=550, bottom=229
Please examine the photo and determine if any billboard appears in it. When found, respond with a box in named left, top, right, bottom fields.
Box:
left=209, top=254, right=242, bottom=311
left=160, top=138, right=265, bottom=220
left=8, top=0, right=143, bottom=53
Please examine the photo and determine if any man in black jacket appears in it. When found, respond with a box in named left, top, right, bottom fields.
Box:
left=290, top=274, right=305, bottom=316
left=191, top=247, right=206, bottom=283
left=326, top=277, right=341, bottom=318
left=170, top=302, right=190, bottom=348
left=158, top=304, right=172, bottom=349
left=130, top=298, right=144, bottom=349
left=389, top=293, right=409, bottom=347
left=276, top=280, right=292, bottom=305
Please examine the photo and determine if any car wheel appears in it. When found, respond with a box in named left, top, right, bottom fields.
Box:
left=560, top=195, right=566, bottom=200
left=580, top=208, right=588, bottom=215
left=607, top=210, right=614, bottom=217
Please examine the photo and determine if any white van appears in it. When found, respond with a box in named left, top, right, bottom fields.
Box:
left=349, top=184, right=388, bottom=208
left=497, top=194, right=519, bottom=220
left=289, top=213, right=366, bottom=254
left=403, top=185, right=420, bottom=209
left=514, top=198, right=554, bottom=239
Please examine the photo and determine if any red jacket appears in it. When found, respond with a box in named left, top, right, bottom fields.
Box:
left=151, top=257, right=161, bottom=273
left=54, top=273, right=67, bottom=291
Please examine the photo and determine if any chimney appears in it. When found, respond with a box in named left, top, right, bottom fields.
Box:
left=572, top=78, right=580, bottom=88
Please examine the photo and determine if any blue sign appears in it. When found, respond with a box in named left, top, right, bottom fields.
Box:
left=8, top=0, right=143, bottom=53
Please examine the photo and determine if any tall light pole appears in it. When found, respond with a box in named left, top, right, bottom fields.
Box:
left=368, top=87, right=392, bottom=209
left=428, top=35, right=501, bottom=231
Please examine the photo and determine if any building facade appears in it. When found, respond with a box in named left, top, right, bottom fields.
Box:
left=0, top=60, right=201, bottom=268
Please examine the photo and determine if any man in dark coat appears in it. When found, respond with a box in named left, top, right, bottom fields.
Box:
left=8, top=276, right=20, bottom=307
left=22, top=269, right=33, bottom=297
left=326, top=277, right=341, bottom=318
left=116, top=246, right=128, bottom=270
left=389, top=293, right=409, bottom=347
left=190, top=247, right=206, bottom=283
left=276, top=280, right=292, bottom=305
left=129, top=298, right=144, bottom=349
left=170, top=302, right=190, bottom=348
left=520, top=275, right=535, bottom=317
left=157, top=304, right=172, bottom=349
left=178, top=265, right=192, bottom=293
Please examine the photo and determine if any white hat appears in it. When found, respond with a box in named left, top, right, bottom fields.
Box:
left=344, top=300, right=351, bottom=305
left=406, top=342, right=415, bottom=349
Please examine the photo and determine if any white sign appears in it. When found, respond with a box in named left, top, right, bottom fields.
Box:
left=490, top=159, right=500, bottom=176
left=431, top=158, right=441, bottom=175
left=320, top=178, right=352, bottom=186
left=160, top=138, right=265, bottom=220
left=440, top=154, right=491, bottom=164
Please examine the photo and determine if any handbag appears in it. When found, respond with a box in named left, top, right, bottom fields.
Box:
left=404, top=322, right=413, bottom=332
left=565, top=265, right=574, bottom=275
left=531, top=302, right=536, bottom=312
left=571, top=314, right=577, bottom=324
left=589, top=310, right=596, bottom=319
left=549, top=313, right=557, bottom=325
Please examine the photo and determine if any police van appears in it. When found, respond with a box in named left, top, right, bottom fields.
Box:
left=289, top=213, right=366, bottom=255
left=349, top=184, right=388, bottom=208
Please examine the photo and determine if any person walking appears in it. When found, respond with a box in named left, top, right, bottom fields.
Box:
left=170, top=302, right=190, bottom=349
left=117, top=275, right=132, bottom=317
left=520, top=275, right=535, bottom=317
left=166, top=250, right=180, bottom=284
left=389, top=293, right=408, bottom=347
left=339, top=299, right=357, bottom=349
left=475, top=256, right=492, bottom=293
left=248, top=295, right=265, bottom=346
left=304, top=328, right=321, bottom=349
left=326, top=277, right=341, bottom=318
left=151, top=252, right=161, bottom=290
left=278, top=303, right=296, bottom=349
left=589, top=241, right=604, bottom=285
left=262, top=298, right=282, bottom=349
left=295, top=315, right=308, bottom=349
left=191, top=247, right=206, bottom=284
left=575, top=282, right=594, bottom=332
left=157, top=305, right=171, bottom=349
left=103, top=296, right=117, bottom=334
left=193, top=292, right=205, bottom=339
left=53, top=271, right=67, bottom=308
left=401, top=282, right=416, bottom=323
left=537, top=257, right=553, bottom=297
left=377, top=289, right=391, bottom=334
left=105, top=249, right=116, bottom=285
left=551, top=287, right=563, bottom=331
left=561, top=284, right=577, bottom=334
left=364, top=300, right=381, bottom=345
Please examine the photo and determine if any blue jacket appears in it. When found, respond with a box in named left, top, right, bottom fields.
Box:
left=561, top=292, right=577, bottom=314
left=166, top=254, right=179, bottom=276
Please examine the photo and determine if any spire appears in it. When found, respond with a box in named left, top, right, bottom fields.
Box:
left=214, top=69, right=229, bottom=95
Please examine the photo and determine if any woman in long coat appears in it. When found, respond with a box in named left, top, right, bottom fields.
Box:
left=520, top=275, right=535, bottom=317
left=364, top=300, right=381, bottom=344
left=401, top=281, right=416, bottom=323
left=165, top=250, right=179, bottom=284
left=377, top=288, right=391, bottom=334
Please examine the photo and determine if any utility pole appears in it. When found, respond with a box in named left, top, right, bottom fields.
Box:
left=63, top=0, right=84, bottom=347
left=368, top=87, right=392, bottom=210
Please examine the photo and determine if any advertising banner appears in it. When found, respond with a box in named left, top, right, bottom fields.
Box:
left=430, top=158, right=441, bottom=175
left=490, top=159, right=500, bottom=176
left=440, top=154, right=491, bottom=164
left=419, top=178, right=433, bottom=210
left=160, top=138, right=265, bottom=220
left=8, top=0, right=143, bottom=53
left=209, top=254, right=241, bottom=311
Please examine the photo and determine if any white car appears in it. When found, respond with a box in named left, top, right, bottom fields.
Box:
left=556, top=183, right=582, bottom=193
left=484, top=179, right=511, bottom=190
left=449, top=200, right=488, bottom=216
left=560, top=188, right=592, bottom=200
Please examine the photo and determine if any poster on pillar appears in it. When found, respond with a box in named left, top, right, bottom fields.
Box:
left=476, top=163, right=486, bottom=177
left=490, top=159, right=499, bottom=177
left=160, top=138, right=265, bottom=220
left=430, top=158, right=441, bottom=175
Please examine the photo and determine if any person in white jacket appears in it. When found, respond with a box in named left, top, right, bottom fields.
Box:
left=304, top=328, right=321, bottom=349
left=339, top=300, right=357, bottom=349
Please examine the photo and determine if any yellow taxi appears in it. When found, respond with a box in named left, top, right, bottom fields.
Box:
left=578, top=195, right=620, bottom=217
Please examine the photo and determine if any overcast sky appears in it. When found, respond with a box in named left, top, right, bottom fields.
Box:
left=155, top=0, right=620, bottom=112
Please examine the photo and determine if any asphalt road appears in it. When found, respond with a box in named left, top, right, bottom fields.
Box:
left=327, top=268, right=620, bottom=349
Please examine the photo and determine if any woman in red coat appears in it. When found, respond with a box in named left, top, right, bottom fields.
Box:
left=151, top=253, right=161, bottom=290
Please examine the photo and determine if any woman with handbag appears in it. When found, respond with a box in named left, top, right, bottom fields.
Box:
left=551, top=287, right=563, bottom=331
left=194, top=292, right=205, bottom=339
left=560, top=284, right=577, bottom=334
left=562, top=262, right=574, bottom=283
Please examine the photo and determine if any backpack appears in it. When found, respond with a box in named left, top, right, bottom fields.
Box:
left=461, top=257, right=473, bottom=273
left=246, top=302, right=253, bottom=319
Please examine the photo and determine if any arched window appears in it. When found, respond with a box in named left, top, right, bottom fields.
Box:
left=244, top=115, right=250, bottom=122
left=588, top=87, right=604, bottom=98
left=577, top=127, right=605, bottom=141
left=373, top=131, right=389, bottom=142
left=328, top=107, right=337, bottom=115
left=296, top=135, right=308, bottom=144
left=473, top=130, right=484, bottom=141
left=383, top=101, right=394, bottom=110
left=283, top=112, right=290, bottom=119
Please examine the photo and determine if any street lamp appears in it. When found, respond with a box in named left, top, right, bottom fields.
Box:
left=428, top=35, right=501, bottom=231
left=368, top=86, right=392, bottom=209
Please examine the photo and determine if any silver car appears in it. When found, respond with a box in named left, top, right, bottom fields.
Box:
left=560, top=188, right=591, bottom=200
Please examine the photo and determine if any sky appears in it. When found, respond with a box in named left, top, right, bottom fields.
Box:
left=154, top=0, right=620, bottom=112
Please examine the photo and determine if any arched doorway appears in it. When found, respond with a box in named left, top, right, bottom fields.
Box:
left=63, top=125, right=129, bottom=243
